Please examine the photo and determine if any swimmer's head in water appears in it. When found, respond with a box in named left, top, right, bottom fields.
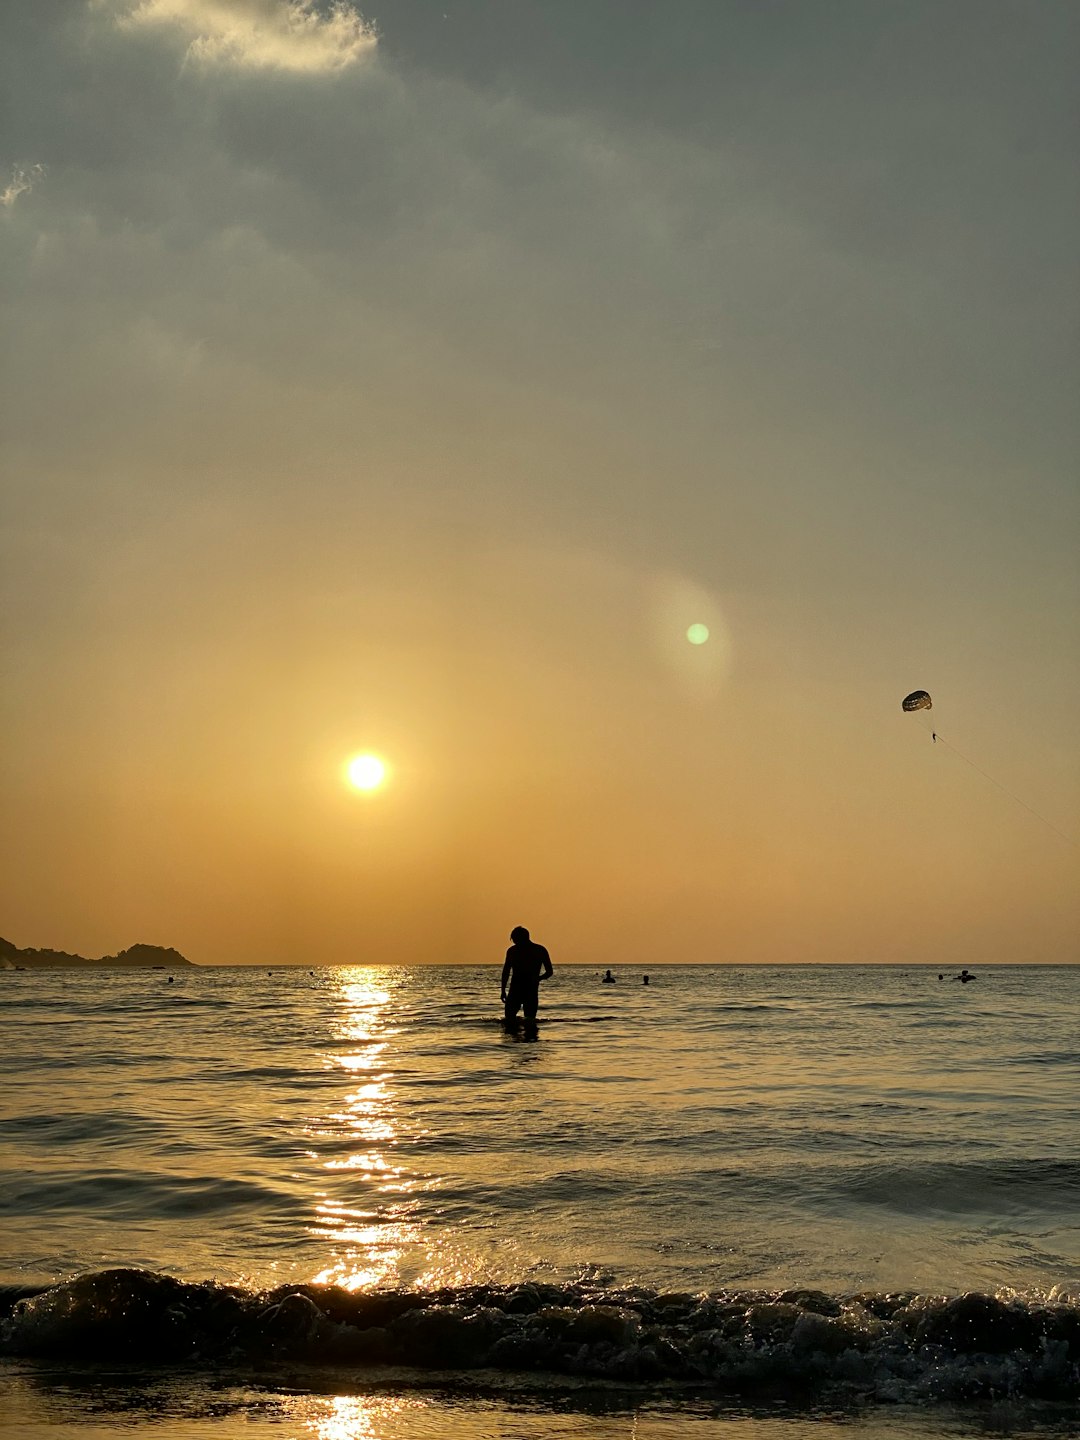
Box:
left=510, top=926, right=529, bottom=943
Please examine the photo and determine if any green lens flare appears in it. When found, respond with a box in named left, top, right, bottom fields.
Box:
left=686, top=623, right=709, bottom=645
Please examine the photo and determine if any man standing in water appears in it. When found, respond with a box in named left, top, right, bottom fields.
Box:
left=501, top=926, right=553, bottom=1025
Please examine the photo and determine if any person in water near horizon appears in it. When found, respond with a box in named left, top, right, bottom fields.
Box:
left=501, top=926, right=553, bottom=1024
left=954, top=969, right=977, bottom=983
left=602, top=969, right=616, bottom=984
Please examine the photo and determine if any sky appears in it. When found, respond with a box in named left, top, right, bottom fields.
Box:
left=1, top=0, right=1077, bottom=967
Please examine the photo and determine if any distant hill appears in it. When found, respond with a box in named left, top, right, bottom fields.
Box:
left=0, top=938, right=193, bottom=969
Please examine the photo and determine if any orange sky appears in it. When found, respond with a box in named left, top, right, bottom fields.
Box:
left=2, top=1, right=1077, bottom=964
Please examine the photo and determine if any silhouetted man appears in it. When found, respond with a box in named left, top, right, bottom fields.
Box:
left=501, top=926, right=553, bottom=1023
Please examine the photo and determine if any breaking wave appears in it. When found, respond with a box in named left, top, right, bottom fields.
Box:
left=2, top=1269, right=1078, bottom=1404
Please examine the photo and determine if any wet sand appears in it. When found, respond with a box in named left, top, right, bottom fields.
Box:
left=4, top=1364, right=1078, bottom=1440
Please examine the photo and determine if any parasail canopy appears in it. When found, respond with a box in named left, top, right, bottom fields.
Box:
left=902, top=690, right=932, bottom=712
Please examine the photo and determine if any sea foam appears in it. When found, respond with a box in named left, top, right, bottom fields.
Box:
left=2, top=1270, right=1078, bottom=1405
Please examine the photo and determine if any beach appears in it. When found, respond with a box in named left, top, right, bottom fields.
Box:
left=5, top=1, right=1078, bottom=1433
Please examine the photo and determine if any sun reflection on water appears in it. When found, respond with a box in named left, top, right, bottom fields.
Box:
left=303, top=967, right=494, bottom=1293
left=307, top=967, right=427, bottom=1291
left=300, top=1392, right=425, bottom=1440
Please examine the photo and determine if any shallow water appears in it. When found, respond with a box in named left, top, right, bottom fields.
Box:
left=3, top=964, right=1078, bottom=1296
left=2, top=963, right=1078, bottom=1432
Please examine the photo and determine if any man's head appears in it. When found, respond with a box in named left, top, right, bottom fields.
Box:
left=510, top=926, right=529, bottom=943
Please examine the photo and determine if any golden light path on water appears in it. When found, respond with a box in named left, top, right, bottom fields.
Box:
left=300, top=1393, right=425, bottom=1440
left=307, top=968, right=413, bottom=1290
left=305, top=968, right=482, bottom=1293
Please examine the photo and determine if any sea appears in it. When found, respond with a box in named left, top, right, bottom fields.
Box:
left=1, top=962, right=1078, bottom=1439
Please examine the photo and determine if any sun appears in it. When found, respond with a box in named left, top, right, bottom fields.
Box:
left=345, top=753, right=388, bottom=792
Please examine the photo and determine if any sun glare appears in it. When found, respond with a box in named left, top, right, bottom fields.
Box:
left=345, top=753, right=387, bottom=792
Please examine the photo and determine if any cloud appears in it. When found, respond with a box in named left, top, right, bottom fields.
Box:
left=113, top=0, right=376, bottom=73
left=1, top=162, right=45, bottom=209
left=7, top=0, right=1076, bottom=523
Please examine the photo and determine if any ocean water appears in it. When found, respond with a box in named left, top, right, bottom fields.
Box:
left=1, top=963, right=1078, bottom=1438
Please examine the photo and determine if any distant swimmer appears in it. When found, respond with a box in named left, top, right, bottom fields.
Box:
left=954, top=969, right=977, bottom=983
left=602, top=969, right=616, bottom=984
left=642, top=974, right=650, bottom=986
left=501, top=926, right=553, bottom=1024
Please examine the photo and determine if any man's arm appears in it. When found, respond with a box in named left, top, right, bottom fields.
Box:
left=540, top=946, right=553, bottom=981
left=500, top=952, right=512, bottom=998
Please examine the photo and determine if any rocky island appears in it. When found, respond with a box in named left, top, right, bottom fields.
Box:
left=0, top=938, right=192, bottom=969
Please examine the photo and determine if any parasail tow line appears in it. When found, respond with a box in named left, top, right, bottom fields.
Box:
left=932, top=732, right=1077, bottom=849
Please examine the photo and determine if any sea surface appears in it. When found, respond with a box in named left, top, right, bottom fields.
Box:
left=1, top=963, right=1078, bottom=1438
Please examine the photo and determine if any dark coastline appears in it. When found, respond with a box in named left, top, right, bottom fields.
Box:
left=0, top=939, right=191, bottom=969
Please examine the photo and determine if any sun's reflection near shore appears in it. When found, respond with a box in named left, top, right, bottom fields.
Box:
left=300, top=1392, right=425, bottom=1440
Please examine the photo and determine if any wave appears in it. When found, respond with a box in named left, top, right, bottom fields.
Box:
left=2, top=1270, right=1077, bottom=1404
left=1, top=1174, right=281, bottom=1218
left=832, top=1158, right=1080, bottom=1215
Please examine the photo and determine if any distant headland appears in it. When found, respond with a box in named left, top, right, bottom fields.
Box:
left=0, top=938, right=192, bottom=970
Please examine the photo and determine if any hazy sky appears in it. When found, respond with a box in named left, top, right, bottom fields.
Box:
left=2, top=0, right=1077, bottom=965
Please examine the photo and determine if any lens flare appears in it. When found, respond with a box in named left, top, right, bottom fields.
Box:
left=648, top=574, right=733, bottom=698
